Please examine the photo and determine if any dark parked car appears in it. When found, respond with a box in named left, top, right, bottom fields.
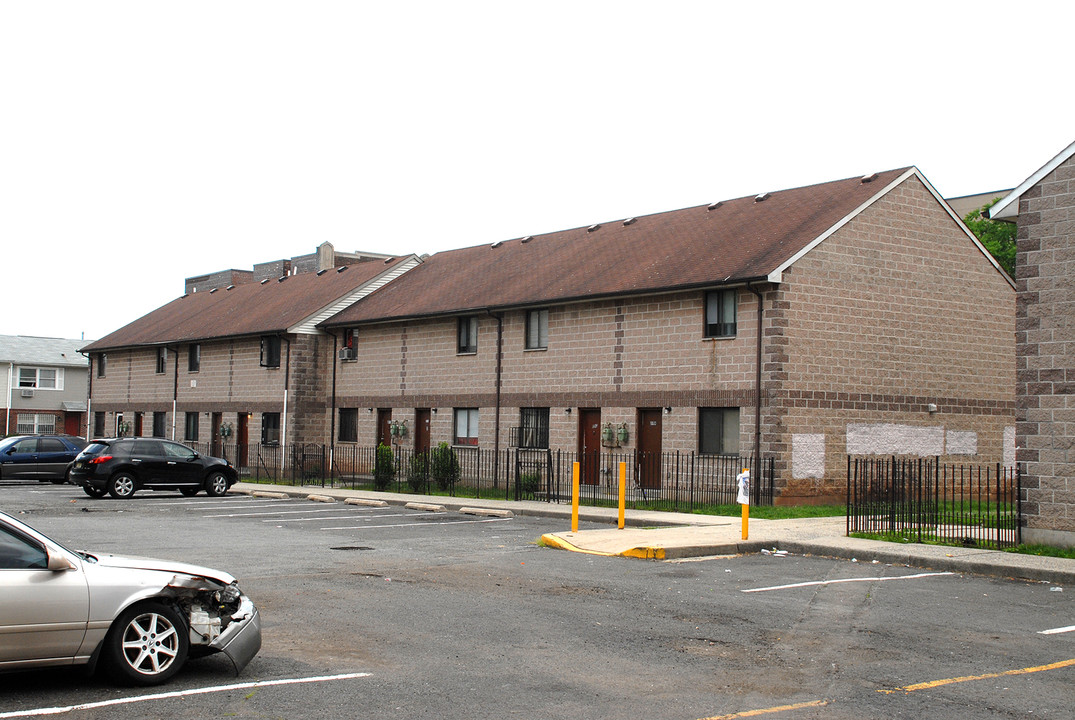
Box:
left=0, top=435, right=88, bottom=483
left=69, top=438, right=237, bottom=499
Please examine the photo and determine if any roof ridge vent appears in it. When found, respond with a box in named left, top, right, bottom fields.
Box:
left=622, top=217, right=636, bottom=226
left=337, top=266, right=348, bottom=273
left=707, top=201, right=723, bottom=212
left=491, top=241, right=503, bottom=248
left=861, top=172, right=879, bottom=183
left=754, top=192, right=770, bottom=203
left=520, top=236, right=533, bottom=243
left=587, top=224, right=601, bottom=232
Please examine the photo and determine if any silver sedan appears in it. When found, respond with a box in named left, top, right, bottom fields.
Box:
left=0, top=510, right=261, bottom=685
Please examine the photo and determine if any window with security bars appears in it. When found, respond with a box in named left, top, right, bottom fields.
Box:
left=338, top=408, right=358, bottom=442
left=17, top=414, right=56, bottom=434
left=518, top=408, right=550, bottom=449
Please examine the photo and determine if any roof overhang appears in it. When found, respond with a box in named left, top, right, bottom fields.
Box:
left=988, top=139, right=1075, bottom=222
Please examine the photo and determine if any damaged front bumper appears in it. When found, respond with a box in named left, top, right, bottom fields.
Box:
left=208, top=596, right=262, bottom=674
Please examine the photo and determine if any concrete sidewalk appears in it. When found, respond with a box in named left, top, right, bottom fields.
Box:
left=232, top=482, right=1075, bottom=585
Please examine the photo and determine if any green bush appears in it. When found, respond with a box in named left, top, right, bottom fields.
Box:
left=407, top=453, right=430, bottom=493
left=374, top=443, right=395, bottom=491
left=519, top=472, right=541, bottom=496
left=430, top=442, right=459, bottom=491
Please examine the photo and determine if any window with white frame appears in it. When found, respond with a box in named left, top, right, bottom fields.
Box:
left=454, top=408, right=479, bottom=446
left=525, top=309, right=549, bottom=350
left=698, top=407, right=740, bottom=455
left=17, top=367, right=62, bottom=390
left=16, top=414, right=56, bottom=434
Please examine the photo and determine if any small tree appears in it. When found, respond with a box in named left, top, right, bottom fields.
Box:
left=430, top=442, right=459, bottom=491
left=374, top=443, right=395, bottom=491
left=407, top=452, right=430, bottom=493
left=964, top=199, right=1016, bottom=279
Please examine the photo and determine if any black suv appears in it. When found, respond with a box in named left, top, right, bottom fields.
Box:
left=69, top=438, right=238, bottom=499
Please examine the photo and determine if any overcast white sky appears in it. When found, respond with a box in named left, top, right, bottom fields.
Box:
left=2, top=1, right=1071, bottom=343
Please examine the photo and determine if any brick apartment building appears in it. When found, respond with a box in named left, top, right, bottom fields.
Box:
left=989, top=139, right=1075, bottom=547
left=81, top=244, right=420, bottom=464
left=1, top=335, right=91, bottom=437
left=322, top=167, right=1015, bottom=502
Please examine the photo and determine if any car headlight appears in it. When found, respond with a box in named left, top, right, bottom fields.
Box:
left=216, top=582, right=242, bottom=605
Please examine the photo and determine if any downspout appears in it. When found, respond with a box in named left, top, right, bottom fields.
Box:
left=171, top=345, right=179, bottom=441
left=486, top=310, right=503, bottom=486
left=282, top=336, right=291, bottom=449
left=747, top=284, right=765, bottom=473
left=6, top=362, right=12, bottom=435
left=81, top=352, right=91, bottom=439
left=330, top=332, right=338, bottom=475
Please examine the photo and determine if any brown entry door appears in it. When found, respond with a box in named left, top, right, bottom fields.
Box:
left=211, top=413, right=222, bottom=456
left=415, top=409, right=431, bottom=454
left=377, top=409, right=392, bottom=447
left=237, top=413, right=249, bottom=468
left=637, top=408, right=662, bottom=490
left=578, top=408, right=601, bottom=486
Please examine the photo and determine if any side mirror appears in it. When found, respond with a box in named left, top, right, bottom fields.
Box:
left=47, top=550, right=76, bottom=572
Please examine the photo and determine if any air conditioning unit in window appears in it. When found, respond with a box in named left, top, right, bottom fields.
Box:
left=20, top=389, right=34, bottom=398
left=338, top=347, right=356, bottom=361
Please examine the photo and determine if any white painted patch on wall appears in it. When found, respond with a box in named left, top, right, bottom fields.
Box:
left=945, top=430, right=978, bottom=456
left=792, top=434, right=826, bottom=479
left=846, top=423, right=945, bottom=456
left=1004, top=426, right=1016, bottom=467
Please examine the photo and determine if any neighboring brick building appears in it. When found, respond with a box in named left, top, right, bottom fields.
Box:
left=1, top=335, right=92, bottom=437
left=82, top=244, right=420, bottom=464
left=323, top=168, right=1016, bottom=502
left=989, top=140, right=1075, bottom=547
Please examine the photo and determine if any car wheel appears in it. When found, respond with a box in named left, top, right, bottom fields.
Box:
left=180, top=487, right=199, bottom=497
left=204, top=472, right=229, bottom=497
left=104, top=601, right=189, bottom=686
left=108, top=473, right=137, bottom=499
left=83, top=485, right=107, bottom=498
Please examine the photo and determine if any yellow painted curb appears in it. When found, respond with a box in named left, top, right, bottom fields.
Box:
left=540, top=534, right=666, bottom=560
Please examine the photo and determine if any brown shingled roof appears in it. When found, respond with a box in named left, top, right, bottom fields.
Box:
left=324, top=168, right=912, bottom=326
left=84, top=257, right=412, bottom=351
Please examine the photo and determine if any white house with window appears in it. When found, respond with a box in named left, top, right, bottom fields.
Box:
left=0, top=335, right=92, bottom=437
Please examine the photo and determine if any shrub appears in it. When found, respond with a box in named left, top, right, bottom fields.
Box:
left=430, top=442, right=459, bottom=491
left=519, top=472, right=541, bottom=496
left=374, top=443, right=395, bottom=491
left=407, top=453, right=430, bottom=493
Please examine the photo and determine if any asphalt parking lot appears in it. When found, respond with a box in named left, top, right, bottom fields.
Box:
left=2, top=482, right=1073, bottom=720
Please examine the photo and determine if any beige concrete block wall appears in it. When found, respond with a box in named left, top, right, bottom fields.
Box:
left=1017, top=154, right=1075, bottom=545
left=772, top=175, right=1015, bottom=500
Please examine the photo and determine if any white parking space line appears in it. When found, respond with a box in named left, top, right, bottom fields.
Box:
left=741, top=571, right=954, bottom=593
left=1038, top=624, right=1075, bottom=635
left=321, top=518, right=513, bottom=530
left=0, top=672, right=371, bottom=719
left=265, top=512, right=427, bottom=523
left=203, top=507, right=359, bottom=518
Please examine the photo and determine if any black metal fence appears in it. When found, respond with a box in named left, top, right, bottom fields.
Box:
left=190, top=441, right=773, bottom=513
left=847, top=456, right=1021, bottom=549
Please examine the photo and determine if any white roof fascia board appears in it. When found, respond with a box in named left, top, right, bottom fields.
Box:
left=767, top=168, right=918, bottom=284
left=989, top=139, right=1075, bottom=221
left=288, top=255, right=424, bottom=334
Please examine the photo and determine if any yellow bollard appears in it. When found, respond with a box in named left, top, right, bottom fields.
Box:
left=742, top=502, right=749, bottom=540
left=618, top=462, right=626, bottom=529
left=572, top=462, right=580, bottom=533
